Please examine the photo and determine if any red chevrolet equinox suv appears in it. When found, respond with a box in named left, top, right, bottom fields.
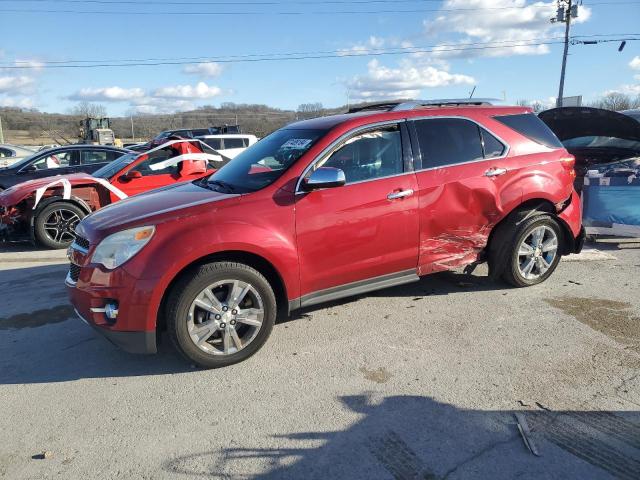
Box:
left=66, top=100, right=585, bottom=368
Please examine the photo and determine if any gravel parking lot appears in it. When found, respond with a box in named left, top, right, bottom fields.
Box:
left=1, top=240, right=639, bottom=479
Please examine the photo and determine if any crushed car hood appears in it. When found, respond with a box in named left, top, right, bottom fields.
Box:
left=0, top=173, right=101, bottom=206
left=78, top=181, right=237, bottom=236
left=539, top=107, right=640, bottom=143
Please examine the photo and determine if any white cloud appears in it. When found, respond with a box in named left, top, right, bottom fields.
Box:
left=347, top=59, right=474, bottom=100
left=69, top=86, right=146, bottom=102
left=339, top=36, right=387, bottom=56
left=13, top=59, right=45, bottom=71
left=183, top=62, right=223, bottom=77
left=153, top=81, right=222, bottom=99
left=630, top=56, right=640, bottom=70
left=426, top=0, right=591, bottom=59
left=0, top=95, right=35, bottom=108
left=0, top=75, right=34, bottom=93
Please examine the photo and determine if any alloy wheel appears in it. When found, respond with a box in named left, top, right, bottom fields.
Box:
left=187, top=279, right=264, bottom=355
left=517, top=225, right=558, bottom=280
left=43, top=208, right=81, bottom=244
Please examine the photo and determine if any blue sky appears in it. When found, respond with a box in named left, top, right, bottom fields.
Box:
left=0, top=0, right=639, bottom=115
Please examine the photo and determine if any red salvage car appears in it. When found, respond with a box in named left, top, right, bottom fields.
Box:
left=67, top=100, right=585, bottom=368
left=0, top=139, right=222, bottom=248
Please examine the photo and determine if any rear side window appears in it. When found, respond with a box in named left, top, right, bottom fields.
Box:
left=204, top=138, right=222, bottom=150
left=481, top=128, right=506, bottom=158
left=414, top=118, right=483, bottom=168
left=224, top=138, right=246, bottom=149
left=494, top=113, right=563, bottom=149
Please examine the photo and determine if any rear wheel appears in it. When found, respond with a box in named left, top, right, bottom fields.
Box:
left=34, top=202, right=86, bottom=249
left=166, top=262, right=277, bottom=368
left=500, top=214, right=563, bottom=287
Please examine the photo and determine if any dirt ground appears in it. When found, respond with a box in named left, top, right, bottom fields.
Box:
left=0, top=239, right=639, bottom=479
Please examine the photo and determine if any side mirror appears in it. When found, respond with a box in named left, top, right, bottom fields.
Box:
left=19, top=165, right=37, bottom=174
left=119, top=170, right=142, bottom=182
left=302, top=167, right=346, bottom=191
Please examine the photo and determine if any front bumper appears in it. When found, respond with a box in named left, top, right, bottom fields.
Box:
left=74, top=308, right=156, bottom=354
left=66, top=240, right=159, bottom=354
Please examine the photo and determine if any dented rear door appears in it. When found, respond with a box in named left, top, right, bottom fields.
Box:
left=409, top=117, right=521, bottom=274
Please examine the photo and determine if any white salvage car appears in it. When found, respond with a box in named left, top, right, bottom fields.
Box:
left=195, top=134, right=258, bottom=159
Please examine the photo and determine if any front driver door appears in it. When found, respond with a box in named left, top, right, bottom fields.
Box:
left=295, top=122, right=420, bottom=304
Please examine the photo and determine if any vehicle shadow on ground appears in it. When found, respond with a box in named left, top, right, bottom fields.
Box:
left=0, top=263, right=510, bottom=384
left=164, top=394, right=640, bottom=479
left=285, top=269, right=508, bottom=323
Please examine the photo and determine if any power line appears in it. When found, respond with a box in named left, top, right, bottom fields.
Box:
left=1, top=1, right=638, bottom=15
left=0, top=0, right=445, bottom=4
left=5, top=33, right=633, bottom=67
left=1, top=40, right=571, bottom=69
left=4, top=36, right=571, bottom=66
left=3, top=36, right=639, bottom=69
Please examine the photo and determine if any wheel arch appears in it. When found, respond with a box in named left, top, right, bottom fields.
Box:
left=487, top=197, right=574, bottom=278
left=156, top=250, right=289, bottom=333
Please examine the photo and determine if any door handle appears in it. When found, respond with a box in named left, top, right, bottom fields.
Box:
left=387, top=189, right=414, bottom=200
left=484, top=167, right=507, bottom=177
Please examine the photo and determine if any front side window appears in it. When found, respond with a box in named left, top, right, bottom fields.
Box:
left=316, top=125, right=403, bottom=184
left=0, top=148, right=13, bottom=158
left=31, top=151, right=78, bottom=170
left=205, top=128, right=325, bottom=193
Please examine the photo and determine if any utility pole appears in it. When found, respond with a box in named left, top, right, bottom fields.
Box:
left=130, top=115, right=135, bottom=142
left=0, top=115, right=4, bottom=144
left=552, top=0, right=579, bottom=107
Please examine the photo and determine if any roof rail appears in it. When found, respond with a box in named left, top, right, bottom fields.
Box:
left=347, top=101, right=404, bottom=113
left=392, top=98, right=499, bottom=111
left=347, top=98, right=499, bottom=114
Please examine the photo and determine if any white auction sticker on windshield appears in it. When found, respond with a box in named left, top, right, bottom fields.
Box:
left=282, top=138, right=312, bottom=149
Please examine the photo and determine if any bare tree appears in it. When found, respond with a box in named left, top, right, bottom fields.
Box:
left=297, top=102, right=324, bottom=120
left=70, top=101, right=108, bottom=118
left=588, top=92, right=640, bottom=111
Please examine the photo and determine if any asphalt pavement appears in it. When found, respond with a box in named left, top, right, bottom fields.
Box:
left=1, top=239, right=639, bottom=479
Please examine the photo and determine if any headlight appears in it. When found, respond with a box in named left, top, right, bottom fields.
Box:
left=92, top=226, right=155, bottom=269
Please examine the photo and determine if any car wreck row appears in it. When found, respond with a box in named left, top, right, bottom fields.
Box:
left=4, top=101, right=640, bottom=368
left=0, top=139, right=225, bottom=248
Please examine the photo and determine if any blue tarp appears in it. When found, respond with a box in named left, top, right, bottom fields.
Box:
left=582, top=158, right=640, bottom=233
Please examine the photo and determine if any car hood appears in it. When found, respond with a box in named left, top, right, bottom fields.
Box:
left=539, top=107, right=640, bottom=143
left=0, top=173, right=101, bottom=206
left=77, top=181, right=237, bottom=237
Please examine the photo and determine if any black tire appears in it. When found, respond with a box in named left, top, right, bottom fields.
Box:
left=498, top=213, right=563, bottom=287
left=34, top=202, right=86, bottom=249
left=166, top=262, right=277, bottom=368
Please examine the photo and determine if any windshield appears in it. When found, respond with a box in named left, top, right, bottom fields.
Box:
left=204, top=128, right=325, bottom=193
left=563, top=136, right=640, bottom=151
left=93, top=152, right=138, bottom=178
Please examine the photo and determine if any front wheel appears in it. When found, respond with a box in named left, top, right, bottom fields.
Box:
left=501, top=214, right=563, bottom=287
left=34, top=202, right=86, bottom=249
left=166, top=262, right=277, bottom=368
